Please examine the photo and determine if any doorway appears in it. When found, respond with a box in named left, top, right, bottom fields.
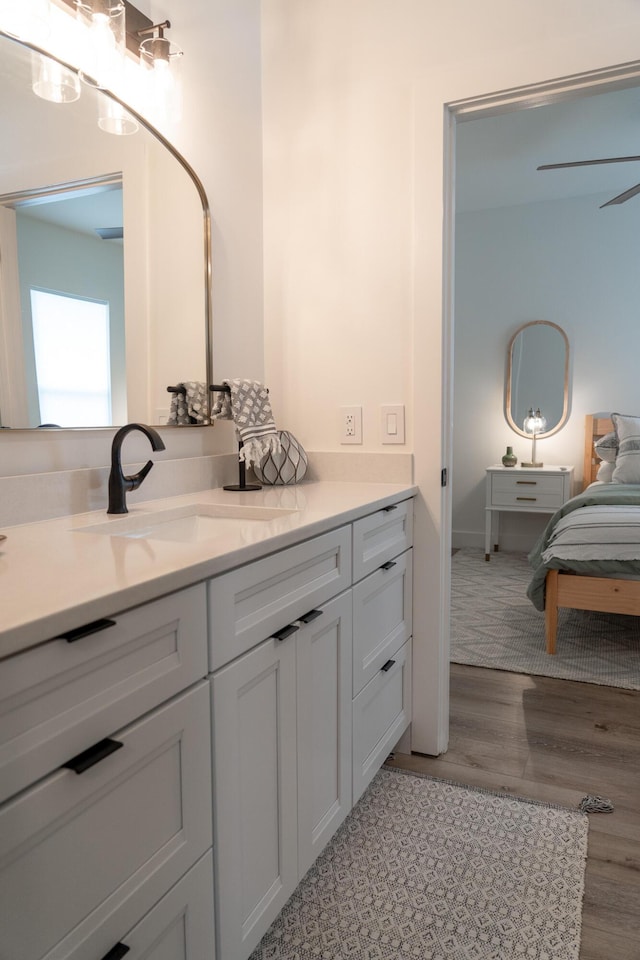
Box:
left=444, top=61, right=640, bottom=692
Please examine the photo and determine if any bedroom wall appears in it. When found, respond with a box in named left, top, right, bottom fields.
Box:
left=453, top=192, right=640, bottom=550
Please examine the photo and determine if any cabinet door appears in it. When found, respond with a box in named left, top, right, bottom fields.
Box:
left=296, top=591, right=352, bottom=878
left=212, top=636, right=298, bottom=960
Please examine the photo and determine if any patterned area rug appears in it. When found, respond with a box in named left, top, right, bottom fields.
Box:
left=251, top=767, right=588, bottom=960
left=451, top=548, right=640, bottom=689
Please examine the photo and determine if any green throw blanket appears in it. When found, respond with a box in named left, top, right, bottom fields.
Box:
left=527, top=483, right=640, bottom=610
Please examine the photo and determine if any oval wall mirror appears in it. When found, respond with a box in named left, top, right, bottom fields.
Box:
left=0, top=30, right=212, bottom=431
left=505, top=320, right=570, bottom=438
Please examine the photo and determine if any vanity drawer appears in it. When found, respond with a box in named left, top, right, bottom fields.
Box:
left=0, top=583, right=207, bottom=804
left=352, top=548, right=412, bottom=696
left=352, top=498, right=413, bottom=582
left=72, top=851, right=215, bottom=960
left=208, top=525, right=351, bottom=671
left=0, top=681, right=212, bottom=960
left=490, top=474, right=566, bottom=508
left=352, top=638, right=411, bottom=804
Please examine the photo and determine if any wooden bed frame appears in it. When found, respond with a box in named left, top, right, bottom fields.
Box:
left=545, top=413, right=640, bottom=653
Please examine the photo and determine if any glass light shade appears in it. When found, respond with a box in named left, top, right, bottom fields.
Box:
left=32, top=53, right=81, bottom=103
left=0, top=0, right=50, bottom=43
left=98, top=98, right=138, bottom=136
left=523, top=408, right=547, bottom=436
left=140, top=35, right=183, bottom=125
left=75, top=0, right=125, bottom=90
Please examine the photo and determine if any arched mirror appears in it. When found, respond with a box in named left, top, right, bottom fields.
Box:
left=505, top=320, right=570, bottom=438
left=0, top=30, right=212, bottom=430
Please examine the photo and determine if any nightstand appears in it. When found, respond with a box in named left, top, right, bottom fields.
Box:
left=484, top=464, right=574, bottom=560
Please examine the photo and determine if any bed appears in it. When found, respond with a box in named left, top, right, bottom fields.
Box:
left=528, top=413, right=640, bottom=654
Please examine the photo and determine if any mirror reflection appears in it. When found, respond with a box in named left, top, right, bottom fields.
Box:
left=0, top=32, right=210, bottom=430
left=505, top=320, right=570, bottom=438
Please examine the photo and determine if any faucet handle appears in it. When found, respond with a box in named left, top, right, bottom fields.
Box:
left=126, top=460, right=154, bottom=491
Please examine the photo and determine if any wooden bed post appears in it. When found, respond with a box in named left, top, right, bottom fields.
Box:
left=545, top=570, right=559, bottom=655
left=583, top=414, right=595, bottom=490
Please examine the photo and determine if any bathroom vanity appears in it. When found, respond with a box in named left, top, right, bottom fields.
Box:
left=0, top=480, right=415, bottom=960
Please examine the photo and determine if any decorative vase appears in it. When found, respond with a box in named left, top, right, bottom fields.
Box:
left=254, top=430, right=308, bottom=485
left=502, top=446, right=517, bottom=468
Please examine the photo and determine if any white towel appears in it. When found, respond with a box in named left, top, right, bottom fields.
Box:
left=211, top=379, right=281, bottom=466
left=167, top=381, right=210, bottom=425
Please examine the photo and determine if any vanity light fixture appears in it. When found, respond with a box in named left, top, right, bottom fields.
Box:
left=74, top=0, right=126, bottom=90
left=522, top=407, right=547, bottom=468
left=137, top=20, right=183, bottom=124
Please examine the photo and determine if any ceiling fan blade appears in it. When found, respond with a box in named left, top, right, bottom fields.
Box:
left=600, top=182, right=640, bottom=208
left=537, top=155, right=640, bottom=171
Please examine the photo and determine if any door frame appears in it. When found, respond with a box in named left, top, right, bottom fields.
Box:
left=433, top=57, right=640, bottom=752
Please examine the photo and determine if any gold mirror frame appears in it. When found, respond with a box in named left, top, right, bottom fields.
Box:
left=505, top=320, right=570, bottom=439
left=0, top=30, right=213, bottom=428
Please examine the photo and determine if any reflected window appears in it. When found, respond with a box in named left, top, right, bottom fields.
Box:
left=30, top=288, right=112, bottom=426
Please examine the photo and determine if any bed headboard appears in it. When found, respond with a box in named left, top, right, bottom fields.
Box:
left=583, top=413, right=613, bottom=489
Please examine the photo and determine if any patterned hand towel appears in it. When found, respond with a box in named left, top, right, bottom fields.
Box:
left=211, top=379, right=281, bottom=466
left=167, top=381, right=210, bottom=425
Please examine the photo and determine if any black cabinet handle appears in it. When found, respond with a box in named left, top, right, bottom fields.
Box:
left=381, top=560, right=397, bottom=571
left=272, top=623, right=299, bottom=642
left=298, top=609, right=323, bottom=624
left=381, top=659, right=396, bottom=672
left=383, top=504, right=398, bottom=512
left=63, top=738, right=123, bottom=774
left=57, top=618, right=117, bottom=643
left=101, top=945, right=130, bottom=960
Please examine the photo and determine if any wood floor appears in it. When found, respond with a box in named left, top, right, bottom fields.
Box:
left=387, top=663, right=640, bottom=960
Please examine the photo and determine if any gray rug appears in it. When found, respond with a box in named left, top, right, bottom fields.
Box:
left=251, top=767, right=588, bottom=960
left=451, top=548, right=640, bottom=689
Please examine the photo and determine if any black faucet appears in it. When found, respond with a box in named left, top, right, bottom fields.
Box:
left=108, top=423, right=166, bottom=514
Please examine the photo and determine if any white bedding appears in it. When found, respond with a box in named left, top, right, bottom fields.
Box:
left=541, top=504, right=640, bottom=563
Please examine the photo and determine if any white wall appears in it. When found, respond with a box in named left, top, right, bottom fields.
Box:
left=453, top=193, right=640, bottom=551
left=260, top=0, right=640, bottom=753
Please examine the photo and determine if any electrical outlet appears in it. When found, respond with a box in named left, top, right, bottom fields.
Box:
left=340, top=406, right=362, bottom=444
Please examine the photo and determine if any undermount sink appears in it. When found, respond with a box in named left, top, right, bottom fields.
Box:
left=75, top=503, right=298, bottom=544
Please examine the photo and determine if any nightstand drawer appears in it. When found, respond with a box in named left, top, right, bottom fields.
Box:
left=491, top=474, right=565, bottom=507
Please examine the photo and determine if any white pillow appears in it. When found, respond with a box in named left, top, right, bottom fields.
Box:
left=594, top=431, right=618, bottom=463
left=611, top=413, right=640, bottom=483
left=596, top=460, right=615, bottom=483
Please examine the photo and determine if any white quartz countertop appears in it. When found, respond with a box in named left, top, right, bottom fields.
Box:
left=0, top=480, right=416, bottom=660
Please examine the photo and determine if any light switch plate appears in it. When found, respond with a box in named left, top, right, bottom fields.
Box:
left=381, top=405, right=405, bottom=444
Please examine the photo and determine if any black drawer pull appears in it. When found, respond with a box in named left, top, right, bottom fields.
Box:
left=272, top=623, right=299, bottom=642
left=101, top=945, right=130, bottom=960
left=299, top=609, right=323, bottom=624
left=381, top=560, right=397, bottom=571
left=516, top=496, right=537, bottom=502
left=516, top=480, right=537, bottom=486
left=57, top=618, right=117, bottom=643
left=63, top=738, right=123, bottom=774
left=383, top=504, right=398, bottom=512
left=381, top=659, right=396, bottom=672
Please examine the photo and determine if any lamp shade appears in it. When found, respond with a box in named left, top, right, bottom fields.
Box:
left=523, top=408, right=547, bottom=436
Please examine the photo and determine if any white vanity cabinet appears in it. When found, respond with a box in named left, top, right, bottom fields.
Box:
left=209, top=498, right=413, bottom=960
left=0, top=585, right=215, bottom=960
